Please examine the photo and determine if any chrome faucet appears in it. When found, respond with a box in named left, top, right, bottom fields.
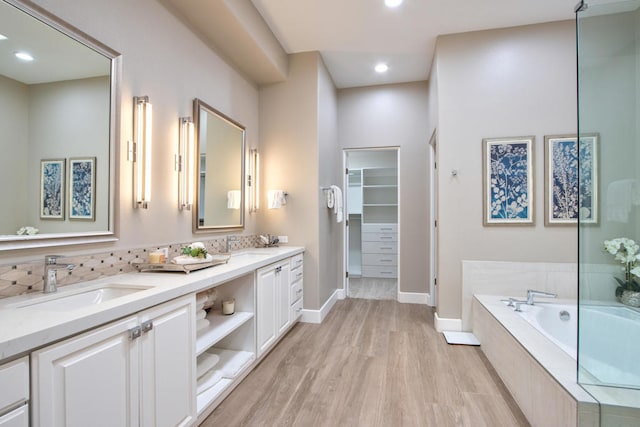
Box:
left=43, top=255, right=75, bottom=294
left=526, top=289, right=557, bottom=305
left=226, top=235, right=239, bottom=253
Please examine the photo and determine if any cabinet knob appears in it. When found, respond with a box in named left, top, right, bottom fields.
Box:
left=141, top=320, right=153, bottom=333
left=297, top=289, right=303, bottom=294
left=129, top=326, right=142, bottom=340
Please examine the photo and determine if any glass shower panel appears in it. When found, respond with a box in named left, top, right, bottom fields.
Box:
left=577, top=0, right=640, bottom=423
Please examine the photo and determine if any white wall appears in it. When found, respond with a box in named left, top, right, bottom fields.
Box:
left=0, top=0, right=259, bottom=262
left=338, top=82, right=431, bottom=294
left=432, top=21, right=578, bottom=320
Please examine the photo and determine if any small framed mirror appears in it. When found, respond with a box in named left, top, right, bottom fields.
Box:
left=194, top=99, right=245, bottom=232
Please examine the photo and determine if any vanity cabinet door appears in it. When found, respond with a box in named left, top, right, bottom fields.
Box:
left=139, top=296, right=195, bottom=427
left=276, top=261, right=291, bottom=336
left=31, top=315, right=140, bottom=427
left=257, top=265, right=277, bottom=357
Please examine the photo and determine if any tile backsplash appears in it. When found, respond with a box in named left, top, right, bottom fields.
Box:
left=0, top=235, right=258, bottom=299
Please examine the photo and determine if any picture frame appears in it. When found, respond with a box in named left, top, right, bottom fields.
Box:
left=68, top=157, right=96, bottom=221
left=482, top=136, right=535, bottom=226
left=544, top=134, right=598, bottom=225
left=40, top=159, right=65, bottom=220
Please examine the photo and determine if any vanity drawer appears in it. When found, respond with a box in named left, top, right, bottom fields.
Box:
left=290, top=280, right=303, bottom=304
left=0, top=357, right=28, bottom=413
left=362, top=254, right=397, bottom=266
left=362, top=224, right=397, bottom=233
left=362, top=232, right=397, bottom=243
left=362, top=241, right=397, bottom=253
left=290, top=266, right=304, bottom=284
left=290, top=298, right=303, bottom=321
left=362, top=266, right=397, bottom=278
left=290, top=253, right=304, bottom=270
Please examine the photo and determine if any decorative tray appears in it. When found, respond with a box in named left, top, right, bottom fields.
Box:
left=133, top=253, right=231, bottom=274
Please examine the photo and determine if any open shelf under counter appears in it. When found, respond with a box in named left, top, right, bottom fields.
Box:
left=196, top=378, right=233, bottom=415
left=196, top=311, right=254, bottom=356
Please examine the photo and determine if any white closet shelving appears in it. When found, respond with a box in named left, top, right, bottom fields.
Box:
left=362, top=167, right=398, bottom=224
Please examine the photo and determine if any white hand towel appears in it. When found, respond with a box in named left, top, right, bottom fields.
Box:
left=330, top=185, right=344, bottom=223
left=196, top=352, right=220, bottom=379
left=172, top=254, right=214, bottom=265
left=207, top=348, right=255, bottom=379
left=196, top=318, right=210, bottom=332
left=196, top=369, right=224, bottom=395
left=227, top=190, right=241, bottom=209
left=268, top=190, right=287, bottom=209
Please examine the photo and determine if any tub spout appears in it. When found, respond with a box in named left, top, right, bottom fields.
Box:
left=526, top=289, right=557, bottom=305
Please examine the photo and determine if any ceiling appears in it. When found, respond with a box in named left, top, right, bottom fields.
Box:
left=251, top=0, right=577, bottom=88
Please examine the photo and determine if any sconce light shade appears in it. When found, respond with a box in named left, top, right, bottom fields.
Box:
left=178, top=117, right=195, bottom=210
left=249, top=148, right=259, bottom=213
left=133, top=96, right=152, bottom=209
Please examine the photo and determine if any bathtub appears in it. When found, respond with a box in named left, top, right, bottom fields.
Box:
left=516, top=302, right=640, bottom=389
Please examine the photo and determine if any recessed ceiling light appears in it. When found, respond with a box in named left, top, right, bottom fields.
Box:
left=15, top=51, right=34, bottom=61
left=385, top=0, right=403, bottom=8
left=375, top=63, right=389, bottom=73
left=0, top=34, right=7, bottom=41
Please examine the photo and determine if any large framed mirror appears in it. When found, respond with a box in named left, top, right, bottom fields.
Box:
left=194, top=99, right=245, bottom=232
left=0, top=0, right=119, bottom=251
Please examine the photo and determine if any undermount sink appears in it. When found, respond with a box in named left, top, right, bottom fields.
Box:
left=232, top=252, right=269, bottom=259
left=13, top=285, right=150, bottom=311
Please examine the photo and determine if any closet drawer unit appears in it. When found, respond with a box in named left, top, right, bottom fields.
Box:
left=361, top=266, right=397, bottom=278
left=290, top=280, right=303, bottom=304
left=0, top=357, right=28, bottom=415
left=362, top=224, right=397, bottom=233
left=290, top=298, right=303, bottom=321
left=362, top=241, right=397, bottom=254
left=362, top=232, right=397, bottom=243
left=362, top=254, right=397, bottom=266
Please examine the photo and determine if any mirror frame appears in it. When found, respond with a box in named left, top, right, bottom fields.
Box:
left=0, top=0, right=120, bottom=251
left=193, top=98, right=246, bottom=233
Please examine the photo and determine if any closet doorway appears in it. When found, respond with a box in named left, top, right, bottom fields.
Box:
left=344, top=148, right=399, bottom=300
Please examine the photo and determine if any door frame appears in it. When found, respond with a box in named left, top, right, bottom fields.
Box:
left=429, top=129, right=438, bottom=307
left=342, top=147, right=400, bottom=299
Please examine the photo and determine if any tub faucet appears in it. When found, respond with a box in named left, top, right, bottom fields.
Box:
left=526, top=289, right=557, bottom=305
left=43, top=255, right=75, bottom=294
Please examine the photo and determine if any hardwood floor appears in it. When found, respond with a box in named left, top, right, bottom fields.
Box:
left=348, top=277, right=397, bottom=300
left=201, top=299, right=529, bottom=427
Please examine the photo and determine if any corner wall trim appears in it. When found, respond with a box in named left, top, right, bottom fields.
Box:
left=434, top=312, right=462, bottom=332
left=300, top=289, right=340, bottom=324
left=397, top=291, right=430, bottom=305
left=336, top=288, right=346, bottom=300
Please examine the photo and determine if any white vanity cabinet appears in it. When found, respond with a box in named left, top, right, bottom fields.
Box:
left=256, top=255, right=303, bottom=358
left=31, top=295, right=195, bottom=427
left=0, top=356, right=29, bottom=427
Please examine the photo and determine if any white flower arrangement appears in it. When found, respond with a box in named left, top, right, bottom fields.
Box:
left=181, top=241, right=208, bottom=258
left=603, top=237, right=640, bottom=297
left=16, top=226, right=39, bottom=235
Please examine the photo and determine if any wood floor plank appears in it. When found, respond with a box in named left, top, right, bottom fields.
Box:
left=201, top=299, right=530, bottom=427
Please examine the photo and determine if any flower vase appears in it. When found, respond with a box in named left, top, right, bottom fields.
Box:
left=620, top=290, right=640, bottom=308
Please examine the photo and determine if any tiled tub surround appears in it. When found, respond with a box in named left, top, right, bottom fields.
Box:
left=472, top=295, right=598, bottom=426
left=0, top=245, right=303, bottom=361
left=0, top=235, right=259, bottom=299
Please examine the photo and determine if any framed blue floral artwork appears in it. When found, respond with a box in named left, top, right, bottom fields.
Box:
left=544, top=134, right=598, bottom=225
left=482, top=137, right=535, bottom=226
left=69, top=157, right=96, bottom=221
left=40, top=159, right=65, bottom=220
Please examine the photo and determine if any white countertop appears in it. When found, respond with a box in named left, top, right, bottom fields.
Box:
left=0, top=246, right=303, bottom=362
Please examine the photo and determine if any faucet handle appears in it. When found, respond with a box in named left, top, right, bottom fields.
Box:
left=45, top=255, right=64, bottom=264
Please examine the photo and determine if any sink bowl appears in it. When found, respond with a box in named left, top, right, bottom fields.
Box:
left=232, top=252, right=269, bottom=260
left=14, top=285, right=150, bottom=311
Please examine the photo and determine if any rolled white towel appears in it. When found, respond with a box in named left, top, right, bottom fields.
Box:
left=172, top=254, right=213, bottom=265
left=207, top=348, right=255, bottom=379
left=196, top=318, right=210, bottom=332
left=196, top=353, right=220, bottom=379
left=196, top=293, right=208, bottom=306
left=196, top=369, right=224, bottom=395
left=196, top=310, right=207, bottom=321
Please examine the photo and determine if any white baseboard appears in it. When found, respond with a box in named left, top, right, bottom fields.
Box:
left=434, top=312, right=462, bottom=332
left=300, top=289, right=340, bottom=324
left=336, top=288, right=346, bottom=300
left=397, top=291, right=430, bottom=305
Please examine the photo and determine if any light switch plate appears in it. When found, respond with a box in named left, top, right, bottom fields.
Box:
left=278, top=235, right=288, bottom=243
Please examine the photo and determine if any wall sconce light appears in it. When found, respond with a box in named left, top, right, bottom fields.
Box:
left=177, top=116, right=195, bottom=210
left=133, top=96, right=152, bottom=209
left=248, top=148, right=259, bottom=213
left=267, top=189, right=288, bottom=209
